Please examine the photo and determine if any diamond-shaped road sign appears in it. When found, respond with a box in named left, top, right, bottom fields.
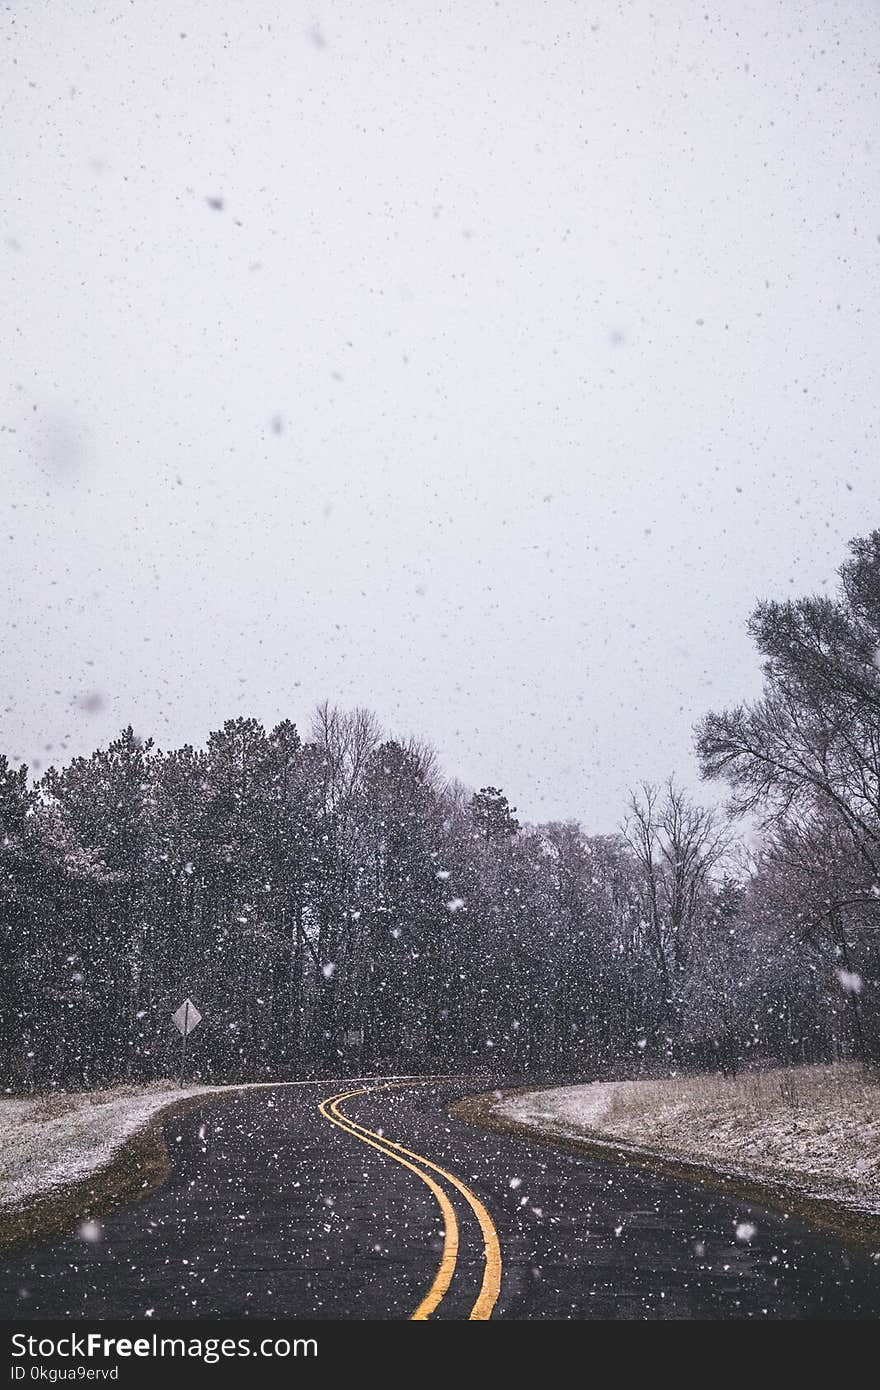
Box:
left=171, top=998, right=202, bottom=1037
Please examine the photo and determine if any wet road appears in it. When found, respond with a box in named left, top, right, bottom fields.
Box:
left=2, top=1079, right=878, bottom=1319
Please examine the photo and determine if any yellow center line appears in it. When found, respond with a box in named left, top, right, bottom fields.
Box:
left=318, top=1081, right=502, bottom=1321
left=317, top=1086, right=459, bottom=1320
left=331, top=1087, right=502, bottom=1321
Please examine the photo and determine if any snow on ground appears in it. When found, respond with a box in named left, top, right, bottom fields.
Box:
left=495, top=1064, right=880, bottom=1215
left=0, top=1082, right=221, bottom=1211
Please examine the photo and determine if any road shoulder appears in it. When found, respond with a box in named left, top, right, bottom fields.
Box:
left=451, top=1085, right=880, bottom=1254
left=0, top=1092, right=211, bottom=1248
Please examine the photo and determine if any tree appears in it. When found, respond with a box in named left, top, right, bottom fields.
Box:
left=622, top=780, right=730, bottom=1057
left=470, top=787, right=519, bottom=846
left=696, top=529, right=880, bottom=1061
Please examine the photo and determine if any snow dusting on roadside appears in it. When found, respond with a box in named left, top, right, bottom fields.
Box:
left=495, top=1065, right=880, bottom=1217
left=500, top=1084, right=615, bottom=1139
left=0, top=1083, right=220, bottom=1211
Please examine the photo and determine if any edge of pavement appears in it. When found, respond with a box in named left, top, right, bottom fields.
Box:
left=450, top=1084, right=880, bottom=1256
left=0, top=1073, right=468, bottom=1249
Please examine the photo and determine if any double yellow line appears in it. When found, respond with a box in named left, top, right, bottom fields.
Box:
left=318, top=1083, right=501, bottom=1320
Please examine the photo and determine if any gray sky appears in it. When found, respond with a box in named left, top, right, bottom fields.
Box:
left=2, top=1, right=879, bottom=829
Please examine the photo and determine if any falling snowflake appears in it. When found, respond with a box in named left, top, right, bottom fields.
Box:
left=835, top=968, right=863, bottom=995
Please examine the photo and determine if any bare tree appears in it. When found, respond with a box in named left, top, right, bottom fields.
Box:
left=623, top=780, right=730, bottom=1053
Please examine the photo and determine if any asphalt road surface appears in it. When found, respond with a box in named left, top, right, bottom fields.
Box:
left=2, top=1079, right=878, bottom=1320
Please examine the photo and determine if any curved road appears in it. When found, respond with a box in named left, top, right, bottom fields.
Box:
left=2, top=1079, right=878, bottom=1320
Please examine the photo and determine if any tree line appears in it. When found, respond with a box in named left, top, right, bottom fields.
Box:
left=2, top=532, right=879, bottom=1090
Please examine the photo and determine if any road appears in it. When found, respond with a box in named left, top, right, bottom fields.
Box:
left=2, top=1079, right=878, bottom=1319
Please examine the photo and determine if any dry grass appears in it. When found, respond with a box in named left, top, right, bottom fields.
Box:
left=25, top=1080, right=179, bottom=1122
left=603, top=1063, right=876, bottom=1129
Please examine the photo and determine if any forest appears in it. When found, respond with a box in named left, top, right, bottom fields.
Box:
left=2, top=531, right=880, bottom=1090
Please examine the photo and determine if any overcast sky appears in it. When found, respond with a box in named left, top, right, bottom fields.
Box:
left=2, top=1, right=879, bottom=828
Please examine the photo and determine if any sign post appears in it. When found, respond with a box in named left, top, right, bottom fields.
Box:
left=171, top=997, right=202, bottom=1086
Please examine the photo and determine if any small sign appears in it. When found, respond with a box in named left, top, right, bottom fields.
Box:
left=172, top=998, right=202, bottom=1037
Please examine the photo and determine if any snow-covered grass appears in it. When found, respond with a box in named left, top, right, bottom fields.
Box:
left=0, top=1081, right=221, bottom=1211
left=495, top=1064, right=880, bottom=1215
